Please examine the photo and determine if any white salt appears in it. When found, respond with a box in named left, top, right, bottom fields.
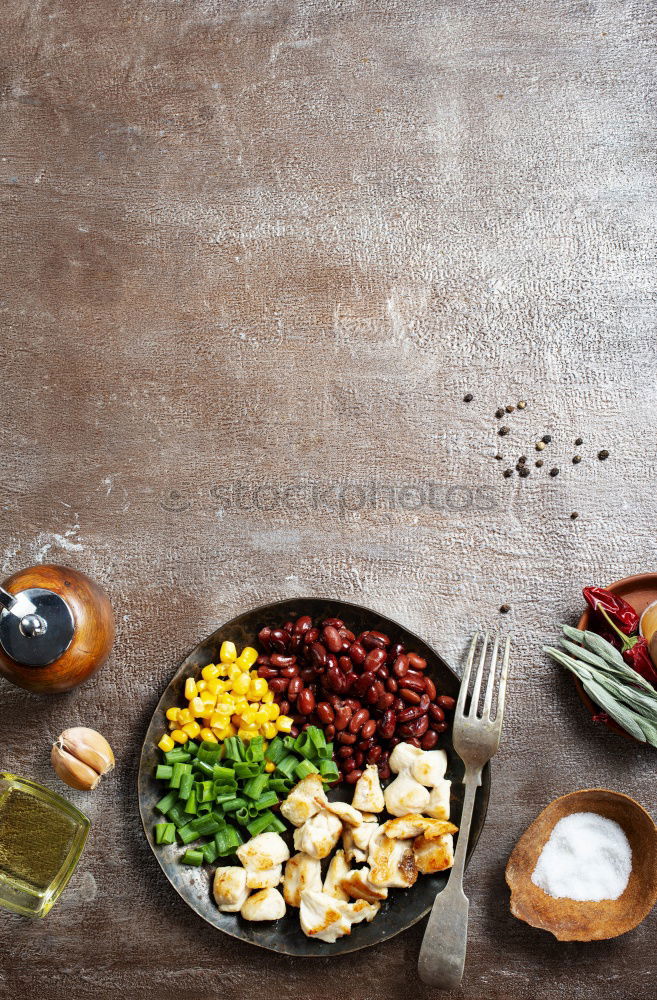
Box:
left=531, top=811, right=632, bottom=902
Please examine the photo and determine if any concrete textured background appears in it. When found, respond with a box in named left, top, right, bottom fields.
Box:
left=1, top=0, right=656, bottom=997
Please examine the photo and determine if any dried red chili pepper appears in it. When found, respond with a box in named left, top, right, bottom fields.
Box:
left=623, top=639, right=657, bottom=687
left=582, top=586, right=639, bottom=635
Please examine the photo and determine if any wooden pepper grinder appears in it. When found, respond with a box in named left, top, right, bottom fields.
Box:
left=0, top=565, right=114, bottom=693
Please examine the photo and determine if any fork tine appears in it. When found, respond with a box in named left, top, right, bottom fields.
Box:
left=494, top=636, right=511, bottom=726
left=482, top=633, right=500, bottom=718
left=468, top=632, right=488, bottom=715
left=456, top=633, right=479, bottom=716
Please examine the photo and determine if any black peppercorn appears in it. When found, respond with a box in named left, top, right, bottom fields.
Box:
left=549, top=467, right=559, bottom=477
left=498, top=426, right=510, bottom=436
left=542, top=434, right=552, bottom=444
left=575, top=437, right=583, bottom=446
left=535, top=459, right=544, bottom=468
left=518, top=456, right=527, bottom=464
left=495, top=453, right=503, bottom=460
left=463, top=393, right=473, bottom=402
left=598, top=449, right=609, bottom=460
left=505, top=404, right=515, bottom=413
left=571, top=512, right=579, bottom=520
left=495, top=408, right=505, bottom=418
left=518, top=466, right=530, bottom=478
left=573, top=455, right=582, bottom=464
left=499, top=604, right=511, bottom=613
left=503, top=469, right=513, bottom=478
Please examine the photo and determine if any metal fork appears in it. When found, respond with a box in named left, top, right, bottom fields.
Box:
left=418, top=632, right=511, bottom=989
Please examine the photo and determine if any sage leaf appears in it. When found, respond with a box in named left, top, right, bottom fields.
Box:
left=581, top=678, right=647, bottom=742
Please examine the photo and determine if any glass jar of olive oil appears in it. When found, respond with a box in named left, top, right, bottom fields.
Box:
left=0, top=774, right=90, bottom=917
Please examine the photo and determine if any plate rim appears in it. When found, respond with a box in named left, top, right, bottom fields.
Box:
left=138, top=596, right=491, bottom=955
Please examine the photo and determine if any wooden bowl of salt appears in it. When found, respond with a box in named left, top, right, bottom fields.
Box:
left=506, top=789, right=657, bottom=940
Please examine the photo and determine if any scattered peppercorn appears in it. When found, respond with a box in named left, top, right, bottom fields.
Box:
left=495, top=408, right=505, bottom=419
left=499, top=604, right=511, bottom=613
left=518, top=456, right=527, bottom=464
left=535, top=459, right=544, bottom=468
left=571, top=512, right=579, bottom=520
left=573, top=455, right=582, bottom=464
left=505, top=404, right=515, bottom=413
left=518, top=466, right=530, bottom=478
left=499, top=426, right=510, bottom=436
left=495, top=453, right=503, bottom=460
left=575, top=437, right=583, bottom=446
left=598, top=449, right=609, bottom=460
left=535, top=441, right=545, bottom=451
left=463, top=393, right=473, bottom=402
left=542, top=434, right=552, bottom=444
left=517, top=400, right=526, bottom=409
left=549, top=467, right=560, bottom=477
left=503, top=469, right=513, bottom=478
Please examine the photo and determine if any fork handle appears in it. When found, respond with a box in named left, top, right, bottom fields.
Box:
left=417, top=768, right=480, bottom=989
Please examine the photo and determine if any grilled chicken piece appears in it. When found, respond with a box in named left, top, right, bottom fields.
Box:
left=213, top=866, right=249, bottom=912
left=383, top=815, right=458, bottom=840
left=413, top=833, right=455, bottom=874
left=352, top=819, right=378, bottom=852
left=236, top=832, right=290, bottom=871
left=323, top=849, right=351, bottom=901
left=293, top=809, right=343, bottom=859
left=342, top=825, right=367, bottom=864
left=389, top=743, right=424, bottom=774
left=280, top=774, right=327, bottom=827
left=384, top=771, right=431, bottom=817
left=323, top=799, right=363, bottom=827
left=340, top=867, right=388, bottom=903
left=368, top=827, right=417, bottom=888
left=241, top=887, right=286, bottom=921
left=245, top=864, right=283, bottom=890
left=299, top=890, right=381, bottom=942
left=351, top=765, right=385, bottom=813
left=283, top=852, right=322, bottom=907
left=411, top=749, right=448, bottom=787
left=425, top=779, right=452, bottom=820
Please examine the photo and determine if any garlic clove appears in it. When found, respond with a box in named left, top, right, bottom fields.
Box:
left=58, top=727, right=115, bottom=775
left=51, top=744, right=102, bottom=790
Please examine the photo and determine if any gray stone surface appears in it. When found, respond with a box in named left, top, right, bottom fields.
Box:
left=1, top=1, right=655, bottom=997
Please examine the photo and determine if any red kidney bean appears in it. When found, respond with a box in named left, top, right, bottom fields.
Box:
left=270, top=653, right=296, bottom=668
left=360, top=719, right=377, bottom=739
left=278, top=699, right=290, bottom=715
left=317, top=702, right=334, bottom=725
left=392, top=655, right=409, bottom=678
left=322, top=625, right=343, bottom=653
left=433, top=721, right=448, bottom=733
left=322, top=617, right=344, bottom=629
left=407, top=652, right=427, bottom=670
left=289, top=634, right=302, bottom=651
left=406, top=736, right=422, bottom=747
left=378, top=763, right=391, bottom=780
left=298, top=688, right=315, bottom=714
left=345, top=769, right=363, bottom=785
left=364, top=648, right=387, bottom=671
left=256, top=654, right=271, bottom=666
left=270, top=628, right=289, bottom=651
left=289, top=725, right=299, bottom=737
left=397, top=703, right=424, bottom=723
left=337, top=746, right=354, bottom=759
left=269, top=677, right=289, bottom=693
left=295, top=614, right=312, bottom=633
left=401, top=676, right=425, bottom=694
left=343, top=672, right=358, bottom=691
left=309, top=641, right=327, bottom=668
left=376, top=692, right=395, bottom=711
left=367, top=745, right=382, bottom=764
left=362, top=630, right=390, bottom=649
left=337, top=731, right=357, bottom=745
left=437, top=695, right=456, bottom=711
left=429, top=703, right=445, bottom=724
left=300, top=668, right=315, bottom=683
left=348, top=642, right=367, bottom=666
left=349, top=708, right=370, bottom=733
left=376, top=665, right=389, bottom=681
left=304, top=627, right=320, bottom=644
left=324, top=651, right=337, bottom=671
left=342, top=757, right=357, bottom=774
left=388, top=641, right=405, bottom=660
left=353, top=672, right=375, bottom=697
left=344, top=698, right=360, bottom=712
left=280, top=665, right=299, bottom=678
left=399, top=687, right=421, bottom=705
left=258, top=626, right=272, bottom=649
left=393, top=697, right=404, bottom=713
left=283, top=620, right=295, bottom=633
left=324, top=724, right=335, bottom=740
left=423, top=677, right=437, bottom=700
left=341, top=629, right=356, bottom=643
left=421, top=729, right=440, bottom=749
left=338, top=655, right=352, bottom=674
left=378, top=710, right=396, bottom=738
left=353, top=751, right=364, bottom=768
left=258, top=665, right=279, bottom=680
left=357, top=737, right=375, bottom=751
left=401, top=715, right=429, bottom=737
left=334, top=706, right=351, bottom=731
left=287, top=676, right=303, bottom=700
left=386, top=677, right=398, bottom=694
left=326, top=666, right=347, bottom=693
left=366, top=681, right=384, bottom=705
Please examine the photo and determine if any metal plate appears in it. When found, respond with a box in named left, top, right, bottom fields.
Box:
left=138, top=598, right=490, bottom=955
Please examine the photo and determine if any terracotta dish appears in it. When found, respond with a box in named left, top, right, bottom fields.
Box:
left=575, top=572, right=657, bottom=740
left=506, top=789, right=657, bottom=941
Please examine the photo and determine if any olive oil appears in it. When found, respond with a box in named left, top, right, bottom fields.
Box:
left=0, top=774, right=89, bottom=917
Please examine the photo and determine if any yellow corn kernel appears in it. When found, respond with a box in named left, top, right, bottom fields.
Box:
left=262, top=689, right=274, bottom=704
left=182, top=721, right=201, bottom=739
left=177, top=708, right=193, bottom=725
left=168, top=719, right=178, bottom=731
left=263, top=722, right=278, bottom=739
left=210, top=710, right=229, bottom=727
left=200, top=690, right=216, bottom=705
left=165, top=707, right=179, bottom=722
left=201, top=663, right=220, bottom=680
left=238, top=726, right=259, bottom=741
left=219, top=640, right=237, bottom=663
left=264, top=760, right=276, bottom=773
left=248, top=678, right=268, bottom=701
left=265, top=702, right=280, bottom=721
left=158, top=733, right=175, bottom=752
left=171, top=729, right=188, bottom=744
left=254, top=709, right=269, bottom=725
left=238, top=646, right=258, bottom=668
left=196, top=679, right=207, bottom=692
left=276, top=715, right=293, bottom=733
left=189, top=696, right=205, bottom=717
left=206, top=678, right=222, bottom=695
left=232, top=672, right=250, bottom=696
left=241, top=706, right=258, bottom=725
left=184, top=677, right=197, bottom=700
left=200, top=727, right=217, bottom=742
